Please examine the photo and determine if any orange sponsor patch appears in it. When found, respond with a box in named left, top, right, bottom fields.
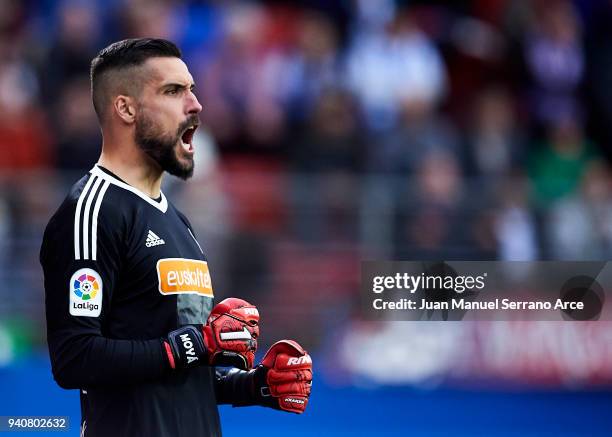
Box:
left=157, top=258, right=214, bottom=297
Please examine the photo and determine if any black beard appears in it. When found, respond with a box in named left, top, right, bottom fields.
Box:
left=134, top=113, right=197, bottom=180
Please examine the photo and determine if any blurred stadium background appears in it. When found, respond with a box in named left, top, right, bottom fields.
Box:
left=1, top=0, right=612, bottom=435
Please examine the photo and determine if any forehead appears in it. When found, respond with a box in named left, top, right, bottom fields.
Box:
left=142, top=57, right=194, bottom=87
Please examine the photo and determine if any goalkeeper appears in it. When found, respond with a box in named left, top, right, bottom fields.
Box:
left=40, top=38, right=312, bottom=437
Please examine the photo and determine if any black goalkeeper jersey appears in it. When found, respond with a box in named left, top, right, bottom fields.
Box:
left=40, top=165, right=222, bottom=437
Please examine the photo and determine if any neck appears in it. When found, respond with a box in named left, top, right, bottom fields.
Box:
left=98, top=140, right=164, bottom=199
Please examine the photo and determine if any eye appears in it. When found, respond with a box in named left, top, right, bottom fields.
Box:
left=166, top=88, right=179, bottom=95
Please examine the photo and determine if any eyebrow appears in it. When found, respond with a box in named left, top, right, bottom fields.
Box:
left=159, top=82, right=196, bottom=92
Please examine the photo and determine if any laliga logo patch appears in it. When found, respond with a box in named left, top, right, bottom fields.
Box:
left=69, top=268, right=103, bottom=317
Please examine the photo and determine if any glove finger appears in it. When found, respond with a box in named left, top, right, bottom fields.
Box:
left=215, top=318, right=256, bottom=343
left=261, top=340, right=307, bottom=368
left=209, top=298, right=259, bottom=327
left=214, top=318, right=258, bottom=354
left=272, top=353, right=313, bottom=372
left=269, top=381, right=312, bottom=398
left=278, top=395, right=309, bottom=414
left=218, top=338, right=257, bottom=354
left=267, top=368, right=312, bottom=385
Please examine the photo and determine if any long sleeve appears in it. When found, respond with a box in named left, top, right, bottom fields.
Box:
left=215, top=367, right=259, bottom=406
left=40, top=179, right=169, bottom=389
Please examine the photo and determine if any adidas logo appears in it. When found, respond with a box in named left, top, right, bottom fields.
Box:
left=146, top=230, right=165, bottom=247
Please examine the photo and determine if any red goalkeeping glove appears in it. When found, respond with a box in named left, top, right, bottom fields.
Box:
left=204, top=297, right=259, bottom=369
left=164, top=298, right=259, bottom=371
left=253, top=340, right=313, bottom=414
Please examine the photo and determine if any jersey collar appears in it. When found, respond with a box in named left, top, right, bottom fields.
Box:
left=90, top=165, right=168, bottom=213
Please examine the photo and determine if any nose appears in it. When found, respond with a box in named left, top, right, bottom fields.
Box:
left=186, top=90, right=203, bottom=115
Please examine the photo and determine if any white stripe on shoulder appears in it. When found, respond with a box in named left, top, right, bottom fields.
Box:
left=90, top=165, right=168, bottom=213
left=82, top=177, right=103, bottom=260
left=74, top=175, right=97, bottom=260
left=91, top=180, right=110, bottom=261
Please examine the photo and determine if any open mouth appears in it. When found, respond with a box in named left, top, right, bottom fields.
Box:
left=180, top=124, right=198, bottom=153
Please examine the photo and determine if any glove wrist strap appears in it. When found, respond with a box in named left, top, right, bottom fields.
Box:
left=166, top=325, right=207, bottom=369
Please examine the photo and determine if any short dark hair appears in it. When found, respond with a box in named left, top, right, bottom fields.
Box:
left=90, top=38, right=182, bottom=121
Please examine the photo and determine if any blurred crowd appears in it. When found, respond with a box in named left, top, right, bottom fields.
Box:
left=2, top=0, right=612, bottom=357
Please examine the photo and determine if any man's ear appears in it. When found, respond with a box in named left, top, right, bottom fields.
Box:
left=114, top=95, right=136, bottom=124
